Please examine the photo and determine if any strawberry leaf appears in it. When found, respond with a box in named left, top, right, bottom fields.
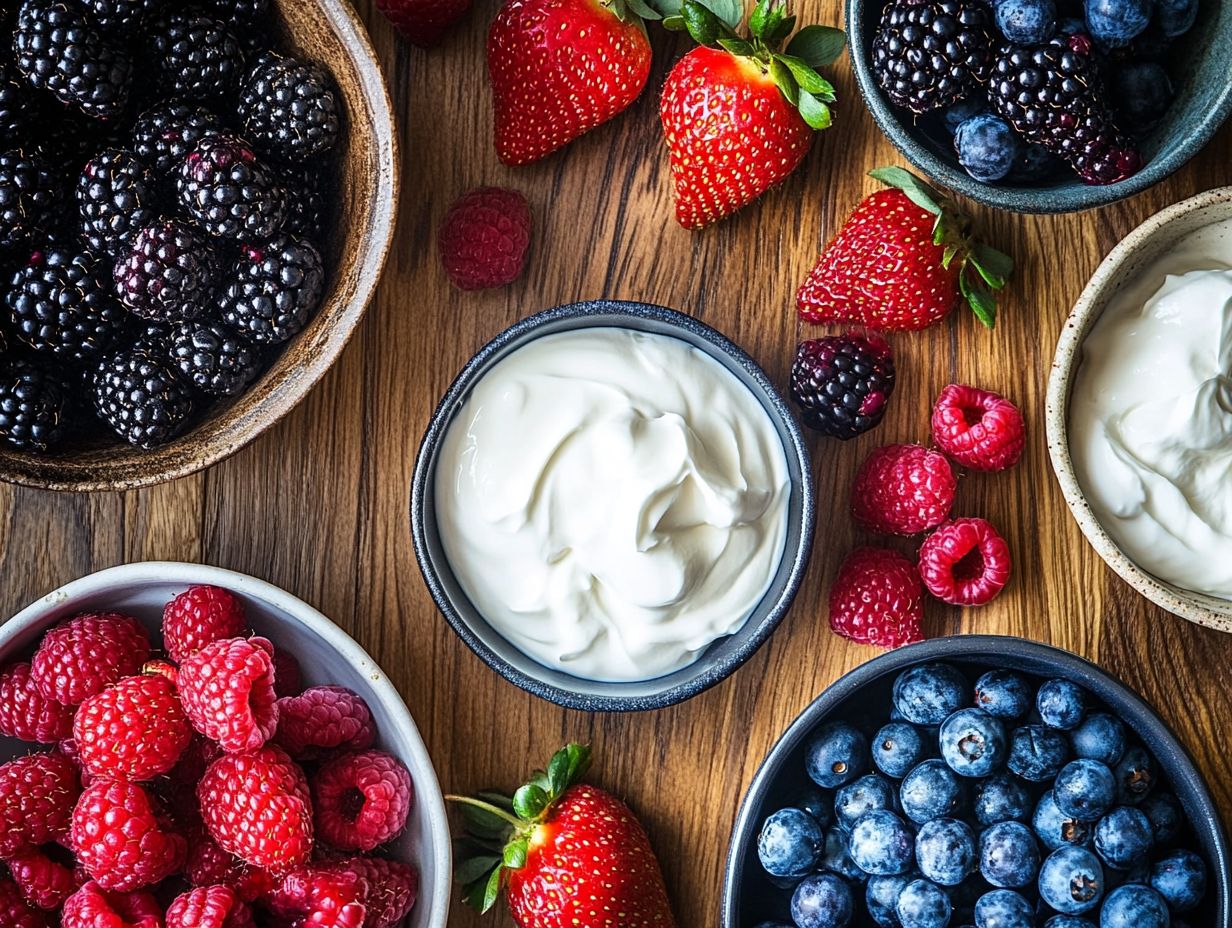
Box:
left=785, top=25, right=847, bottom=67
left=765, top=12, right=796, bottom=46
left=797, top=90, right=832, bottom=129
left=769, top=56, right=800, bottom=106
left=456, top=855, right=502, bottom=885
left=681, top=0, right=728, bottom=45
left=959, top=267, right=997, bottom=328
left=649, top=0, right=683, bottom=14
left=662, top=13, right=686, bottom=28
left=481, top=866, right=503, bottom=913
left=459, top=802, right=513, bottom=840
left=970, top=242, right=1014, bottom=286
left=748, top=0, right=772, bottom=38
left=719, top=36, right=757, bottom=55
left=512, top=783, right=550, bottom=820
left=477, top=790, right=516, bottom=811
left=941, top=243, right=959, bottom=269
left=689, top=0, right=743, bottom=29
left=624, top=0, right=663, bottom=19
left=776, top=54, right=829, bottom=96
left=868, top=166, right=943, bottom=217
left=503, top=838, right=530, bottom=870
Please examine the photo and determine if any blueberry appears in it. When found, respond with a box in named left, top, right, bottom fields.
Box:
left=796, top=786, right=835, bottom=829
left=894, top=664, right=968, bottom=726
left=868, top=872, right=915, bottom=928
left=874, top=721, right=928, bottom=779
left=916, top=818, right=976, bottom=886
left=1099, top=884, right=1170, bottom=928
left=896, top=878, right=952, bottom=928
left=976, top=774, right=1031, bottom=826
left=944, top=98, right=990, bottom=135
left=901, top=760, right=964, bottom=824
left=1139, top=792, right=1182, bottom=845
left=1149, top=848, right=1206, bottom=911
left=1033, top=790, right=1092, bottom=851
left=790, top=873, right=854, bottom=928
left=940, top=708, right=1008, bottom=778
left=1007, top=725, right=1070, bottom=781
left=821, top=825, right=866, bottom=881
left=1155, top=0, right=1198, bottom=36
left=973, top=888, right=1033, bottom=928
left=1039, top=845, right=1104, bottom=914
left=758, top=807, right=825, bottom=879
left=836, top=774, right=898, bottom=829
left=1084, top=0, right=1151, bottom=46
left=954, top=115, right=1021, bottom=184
left=1112, top=63, right=1174, bottom=131
left=995, top=0, right=1057, bottom=43
left=848, top=810, right=916, bottom=876
left=1070, top=713, right=1127, bottom=767
left=979, top=821, right=1040, bottom=889
left=1037, top=679, right=1086, bottom=730
left=1094, top=806, right=1153, bottom=870
left=1114, top=746, right=1155, bottom=805
left=1054, top=760, right=1116, bottom=822
left=1043, top=918, right=1096, bottom=928
left=806, top=722, right=869, bottom=789
left=974, top=671, right=1033, bottom=721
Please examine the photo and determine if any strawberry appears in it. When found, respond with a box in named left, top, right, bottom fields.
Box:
left=375, top=0, right=472, bottom=47
left=658, top=0, right=846, bottom=229
left=487, top=0, right=653, bottom=166
left=796, top=166, right=1013, bottom=330
left=450, top=744, right=676, bottom=927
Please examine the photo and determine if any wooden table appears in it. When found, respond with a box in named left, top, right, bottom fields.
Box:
left=3, top=2, right=1232, bottom=924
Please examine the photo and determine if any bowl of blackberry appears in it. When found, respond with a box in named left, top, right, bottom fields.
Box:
left=847, top=0, right=1232, bottom=212
left=722, top=636, right=1228, bottom=928
left=0, top=0, right=397, bottom=489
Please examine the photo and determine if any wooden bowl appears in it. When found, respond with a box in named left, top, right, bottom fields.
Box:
left=0, top=0, right=398, bottom=491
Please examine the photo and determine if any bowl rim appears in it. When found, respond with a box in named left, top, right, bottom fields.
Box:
left=720, top=634, right=1232, bottom=926
left=3, top=561, right=451, bottom=928
left=409, top=299, right=816, bottom=712
left=843, top=0, right=1232, bottom=215
left=0, top=0, right=400, bottom=493
left=1044, top=185, right=1232, bottom=633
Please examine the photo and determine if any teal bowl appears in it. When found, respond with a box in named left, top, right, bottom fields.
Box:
left=845, top=0, right=1232, bottom=213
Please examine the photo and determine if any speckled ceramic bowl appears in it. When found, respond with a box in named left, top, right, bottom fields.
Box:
left=1046, top=186, right=1232, bottom=631
left=410, top=300, right=816, bottom=712
left=846, top=0, right=1232, bottom=213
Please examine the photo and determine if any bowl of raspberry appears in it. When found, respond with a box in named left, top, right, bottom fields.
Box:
left=0, top=0, right=398, bottom=489
left=0, top=561, right=449, bottom=928
left=846, top=0, right=1232, bottom=212
left=722, top=636, right=1229, bottom=927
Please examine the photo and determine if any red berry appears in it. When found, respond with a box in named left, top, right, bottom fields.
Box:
left=163, top=586, right=248, bottom=663
left=374, top=0, right=471, bottom=47
left=851, top=443, right=957, bottom=535
left=165, top=885, right=256, bottom=928
left=61, top=882, right=162, bottom=928
left=264, top=863, right=367, bottom=928
left=931, top=383, right=1025, bottom=472
left=312, top=750, right=412, bottom=852
left=185, top=825, right=245, bottom=888
left=918, top=517, right=1012, bottom=607
left=829, top=547, right=925, bottom=649
left=274, top=686, right=376, bottom=760
left=31, top=613, right=151, bottom=706
left=271, top=648, right=302, bottom=698
left=438, top=187, right=532, bottom=290
left=70, top=779, right=186, bottom=891
left=178, top=637, right=279, bottom=753
left=0, top=662, right=75, bottom=743
left=73, top=673, right=192, bottom=781
left=323, top=857, right=418, bottom=928
left=4, top=843, right=84, bottom=909
left=0, top=752, right=81, bottom=856
left=0, top=875, right=48, bottom=928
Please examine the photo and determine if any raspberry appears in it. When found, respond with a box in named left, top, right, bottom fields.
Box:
left=167, top=735, right=224, bottom=787
left=789, top=334, right=897, bottom=439
left=165, top=885, right=256, bottom=928
left=162, top=586, right=249, bottom=663
left=851, top=443, right=957, bottom=535
left=829, top=547, right=925, bottom=649
left=31, top=613, right=152, bottom=706
left=4, top=842, right=84, bottom=909
left=931, top=383, right=1026, bottom=472
left=312, top=750, right=412, bottom=852
left=73, top=673, right=192, bottom=781
left=325, top=857, right=418, bottom=928
left=438, top=187, right=532, bottom=290
left=178, top=637, right=279, bottom=753
left=185, top=826, right=245, bottom=887
left=0, top=876, right=46, bottom=928
left=274, top=687, right=376, bottom=760
left=61, top=882, right=162, bottom=928
left=265, top=864, right=367, bottom=928
left=55, top=738, right=94, bottom=788
left=70, top=779, right=186, bottom=891
left=196, top=745, right=313, bottom=873
left=918, top=517, right=1012, bottom=607
left=271, top=648, right=302, bottom=698
left=0, top=662, right=75, bottom=743
left=0, top=752, right=81, bottom=856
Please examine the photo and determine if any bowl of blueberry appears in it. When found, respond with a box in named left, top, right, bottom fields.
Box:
left=846, top=0, right=1232, bottom=212
left=0, top=0, right=397, bottom=490
left=722, top=635, right=1228, bottom=928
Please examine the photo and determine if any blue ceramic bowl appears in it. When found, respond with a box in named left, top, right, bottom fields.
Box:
left=722, top=636, right=1230, bottom=926
left=409, top=300, right=816, bottom=712
left=846, top=0, right=1232, bottom=213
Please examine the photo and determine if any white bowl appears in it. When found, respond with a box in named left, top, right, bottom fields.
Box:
left=0, top=562, right=450, bottom=928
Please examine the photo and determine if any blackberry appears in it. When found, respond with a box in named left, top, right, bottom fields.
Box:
left=204, top=0, right=271, bottom=27
left=790, top=334, right=897, bottom=439
left=0, top=149, right=57, bottom=250
left=238, top=52, right=342, bottom=163
left=82, top=0, right=164, bottom=36
left=170, top=320, right=261, bottom=395
left=93, top=346, right=194, bottom=448
left=148, top=12, right=244, bottom=100
left=0, top=362, right=70, bottom=452
left=987, top=36, right=1143, bottom=185
left=217, top=233, right=324, bottom=345
left=5, top=249, right=127, bottom=361
left=177, top=133, right=287, bottom=240
left=113, top=219, right=220, bottom=321
left=0, top=63, right=37, bottom=144
left=872, top=0, right=995, bottom=114
left=12, top=0, right=133, bottom=120
left=281, top=163, right=329, bottom=238
left=77, top=148, right=158, bottom=258
left=131, top=101, right=224, bottom=178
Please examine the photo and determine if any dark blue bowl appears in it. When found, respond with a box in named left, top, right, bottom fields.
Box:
left=722, top=636, right=1230, bottom=925
left=409, top=300, right=816, bottom=712
left=846, top=0, right=1232, bottom=213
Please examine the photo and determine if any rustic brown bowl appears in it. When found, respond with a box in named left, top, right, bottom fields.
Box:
left=0, top=0, right=399, bottom=492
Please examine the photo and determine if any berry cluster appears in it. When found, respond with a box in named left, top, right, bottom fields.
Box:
left=754, top=662, right=1209, bottom=928
left=0, top=0, right=341, bottom=453
left=0, top=584, right=419, bottom=927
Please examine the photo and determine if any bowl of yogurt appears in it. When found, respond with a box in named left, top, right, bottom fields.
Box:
left=410, top=300, right=815, bottom=710
left=1047, top=186, right=1232, bottom=631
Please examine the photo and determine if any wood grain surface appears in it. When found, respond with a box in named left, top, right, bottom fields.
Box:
left=3, top=1, right=1232, bottom=924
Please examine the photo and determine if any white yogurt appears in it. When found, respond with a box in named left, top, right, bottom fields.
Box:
left=433, top=327, right=791, bottom=682
left=1070, top=217, right=1232, bottom=600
